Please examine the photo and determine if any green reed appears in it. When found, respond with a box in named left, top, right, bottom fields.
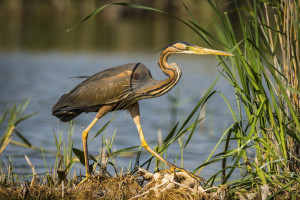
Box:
left=0, top=99, right=38, bottom=154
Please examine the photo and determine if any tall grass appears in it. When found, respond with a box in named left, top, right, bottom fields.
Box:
left=72, top=0, right=300, bottom=194
left=0, top=100, right=38, bottom=154
left=270, top=0, right=300, bottom=171
left=186, top=0, right=300, bottom=187
left=185, top=1, right=300, bottom=193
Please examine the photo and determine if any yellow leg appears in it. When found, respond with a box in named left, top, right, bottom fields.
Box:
left=76, top=105, right=112, bottom=187
left=128, top=102, right=201, bottom=182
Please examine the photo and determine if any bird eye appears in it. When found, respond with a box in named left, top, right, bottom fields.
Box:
left=185, top=46, right=190, bottom=50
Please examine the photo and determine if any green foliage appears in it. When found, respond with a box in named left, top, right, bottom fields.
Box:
left=0, top=99, right=38, bottom=154
left=52, top=122, right=76, bottom=186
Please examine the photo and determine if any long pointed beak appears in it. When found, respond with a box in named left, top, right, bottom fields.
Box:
left=190, top=46, right=234, bottom=56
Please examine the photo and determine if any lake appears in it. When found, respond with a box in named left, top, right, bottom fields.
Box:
left=0, top=50, right=237, bottom=181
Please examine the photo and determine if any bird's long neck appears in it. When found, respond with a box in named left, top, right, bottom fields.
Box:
left=144, top=49, right=182, bottom=98
left=159, top=49, right=181, bottom=78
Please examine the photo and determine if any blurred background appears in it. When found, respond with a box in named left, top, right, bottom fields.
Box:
left=0, top=0, right=232, bottom=51
left=0, top=0, right=236, bottom=180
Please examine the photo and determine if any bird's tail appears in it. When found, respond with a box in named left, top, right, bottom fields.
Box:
left=52, top=107, right=81, bottom=122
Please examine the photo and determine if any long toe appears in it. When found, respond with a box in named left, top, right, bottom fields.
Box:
left=76, top=175, right=102, bottom=188
left=76, top=176, right=90, bottom=188
left=169, top=165, right=202, bottom=183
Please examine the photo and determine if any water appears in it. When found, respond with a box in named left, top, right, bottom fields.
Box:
left=0, top=51, right=236, bottom=180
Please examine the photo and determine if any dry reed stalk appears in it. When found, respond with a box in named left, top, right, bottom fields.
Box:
left=275, top=1, right=299, bottom=170
left=25, top=155, right=37, bottom=186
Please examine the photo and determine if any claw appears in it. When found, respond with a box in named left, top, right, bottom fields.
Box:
left=169, top=165, right=202, bottom=183
left=76, top=174, right=102, bottom=188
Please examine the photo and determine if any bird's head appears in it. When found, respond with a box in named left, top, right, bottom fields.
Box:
left=164, top=42, right=234, bottom=57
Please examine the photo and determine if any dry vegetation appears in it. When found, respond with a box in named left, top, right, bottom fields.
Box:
left=0, top=167, right=299, bottom=200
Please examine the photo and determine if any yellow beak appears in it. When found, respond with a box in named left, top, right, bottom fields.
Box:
left=190, top=46, right=234, bottom=57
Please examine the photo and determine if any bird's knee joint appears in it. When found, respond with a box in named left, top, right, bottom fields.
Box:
left=82, top=130, right=89, bottom=140
left=141, top=141, right=149, bottom=149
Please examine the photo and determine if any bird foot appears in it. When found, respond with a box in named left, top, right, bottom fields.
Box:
left=76, top=175, right=102, bottom=188
left=169, top=166, right=202, bottom=183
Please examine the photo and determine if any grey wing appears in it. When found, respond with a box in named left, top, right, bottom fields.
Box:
left=52, top=65, right=134, bottom=121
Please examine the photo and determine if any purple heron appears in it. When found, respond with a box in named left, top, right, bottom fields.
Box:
left=52, top=42, right=233, bottom=184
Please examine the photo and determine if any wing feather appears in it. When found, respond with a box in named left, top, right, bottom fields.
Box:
left=52, top=63, right=151, bottom=121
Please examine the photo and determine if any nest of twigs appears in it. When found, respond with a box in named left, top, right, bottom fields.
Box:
left=3, top=167, right=295, bottom=200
